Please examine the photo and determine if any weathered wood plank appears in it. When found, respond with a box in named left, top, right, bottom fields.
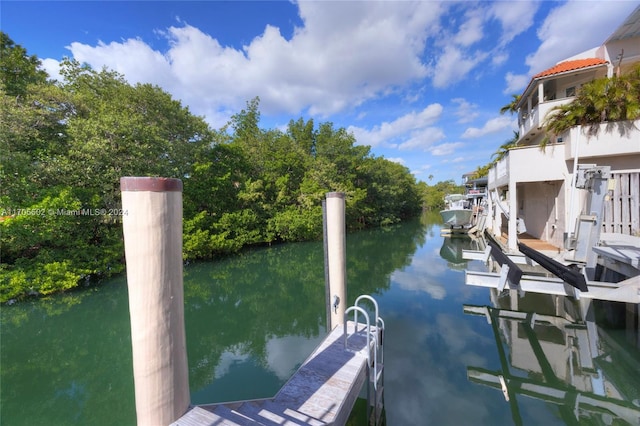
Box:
left=602, top=172, right=639, bottom=236
left=629, top=173, right=640, bottom=235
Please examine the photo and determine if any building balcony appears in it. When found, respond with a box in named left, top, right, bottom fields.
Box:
left=519, top=98, right=573, bottom=143
left=488, top=144, right=568, bottom=190
left=489, top=119, right=640, bottom=191
left=563, top=120, right=640, bottom=160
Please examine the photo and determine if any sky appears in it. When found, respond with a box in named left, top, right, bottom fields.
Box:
left=2, top=1, right=638, bottom=184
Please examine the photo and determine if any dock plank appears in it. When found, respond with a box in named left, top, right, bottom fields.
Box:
left=172, top=321, right=375, bottom=426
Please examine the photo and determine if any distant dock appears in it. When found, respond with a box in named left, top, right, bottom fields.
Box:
left=172, top=320, right=381, bottom=426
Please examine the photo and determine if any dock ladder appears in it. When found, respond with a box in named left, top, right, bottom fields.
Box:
left=344, top=295, right=385, bottom=425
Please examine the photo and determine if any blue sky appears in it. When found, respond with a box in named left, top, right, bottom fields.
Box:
left=2, top=1, right=638, bottom=184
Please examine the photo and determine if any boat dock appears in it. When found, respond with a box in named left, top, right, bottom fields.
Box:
left=120, top=188, right=385, bottom=425
left=172, top=320, right=382, bottom=426
left=463, top=232, right=640, bottom=303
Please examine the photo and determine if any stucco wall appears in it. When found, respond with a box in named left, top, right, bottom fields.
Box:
left=519, top=180, right=565, bottom=247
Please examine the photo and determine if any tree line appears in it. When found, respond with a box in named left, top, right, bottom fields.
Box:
left=1, top=33, right=458, bottom=302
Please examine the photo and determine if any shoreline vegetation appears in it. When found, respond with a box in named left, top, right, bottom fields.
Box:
left=1, top=33, right=463, bottom=303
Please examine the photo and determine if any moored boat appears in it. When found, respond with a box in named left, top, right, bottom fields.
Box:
left=440, top=194, right=473, bottom=228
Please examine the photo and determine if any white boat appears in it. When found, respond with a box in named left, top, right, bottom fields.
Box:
left=440, top=194, right=473, bottom=228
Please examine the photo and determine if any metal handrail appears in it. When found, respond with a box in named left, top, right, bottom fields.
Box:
left=347, top=296, right=385, bottom=391
left=345, top=296, right=385, bottom=424
left=343, top=306, right=372, bottom=370
left=354, top=295, right=385, bottom=364
left=377, top=317, right=385, bottom=365
left=354, top=295, right=379, bottom=337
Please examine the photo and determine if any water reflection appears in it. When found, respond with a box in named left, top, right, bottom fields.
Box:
left=464, top=290, right=640, bottom=425
left=2, top=213, right=639, bottom=425
left=183, top=216, right=429, bottom=405
left=439, top=234, right=486, bottom=269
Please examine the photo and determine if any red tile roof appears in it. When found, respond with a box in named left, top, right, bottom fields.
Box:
left=532, top=58, right=608, bottom=79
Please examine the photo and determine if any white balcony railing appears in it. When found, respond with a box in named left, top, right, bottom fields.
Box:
left=563, top=120, right=640, bottom=160
left=520, top=98, right=574, bottom=139
left=488, top=144, right=567, bottom=189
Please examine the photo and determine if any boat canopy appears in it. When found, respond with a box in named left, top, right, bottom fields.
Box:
left=444, top=194, right=466, bottom=203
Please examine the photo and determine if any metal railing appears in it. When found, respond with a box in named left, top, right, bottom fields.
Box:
left=343, top=295, right=385, bottom=425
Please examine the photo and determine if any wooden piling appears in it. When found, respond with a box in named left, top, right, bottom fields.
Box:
left=121, top=177, right=190, bottom=426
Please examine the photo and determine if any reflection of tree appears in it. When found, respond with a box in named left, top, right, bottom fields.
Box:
left=182, top=216, right=428, bottom=392
left=0, top=279, right=136, bottom=425
left=1, top=217, right=429, bottom=423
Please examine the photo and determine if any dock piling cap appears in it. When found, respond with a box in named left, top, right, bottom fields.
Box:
left=120, top=177, right=183, bottom=192
left=326, top=192, right=345, bottom=199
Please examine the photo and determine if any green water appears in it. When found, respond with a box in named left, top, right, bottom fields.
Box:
left=2, top=214, right=639, bottom=425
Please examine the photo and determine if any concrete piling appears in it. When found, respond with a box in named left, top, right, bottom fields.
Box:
left=121, top=177, right=190, bottom=426
left=325, top=192, right=347, bottom=330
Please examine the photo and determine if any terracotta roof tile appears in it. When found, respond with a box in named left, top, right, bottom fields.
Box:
left=532, top=58, right=608, bottom=79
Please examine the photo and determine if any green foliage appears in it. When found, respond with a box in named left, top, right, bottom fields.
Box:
left=543, top=64, right=640, bottom=145
left=499, top=94, right=521, bottom=115
left=1, top=38, right=424, bottom=302
left=471, top=130, right=519, bottom=180
left=0, top=32, right=48, bottom=96
left=471, top=163, right=492, bottom=179
left=418, top=180, right=465, bottom=211
left=491, top=131, right=519, bottom=162
left=1, top=187, right=125, bottom=301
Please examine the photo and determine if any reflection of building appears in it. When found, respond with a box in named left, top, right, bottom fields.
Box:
left=439, top=235, right=486, bottom=269
left=464, top=290, right=640, bottom=424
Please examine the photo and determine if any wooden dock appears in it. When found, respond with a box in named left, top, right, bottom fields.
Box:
left=172, top=321, right=377, bottom=426
left=494, top=232, right=560, bottom=253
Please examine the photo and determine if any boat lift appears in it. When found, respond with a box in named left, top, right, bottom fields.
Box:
left=463, top=165, right=640, bottom=303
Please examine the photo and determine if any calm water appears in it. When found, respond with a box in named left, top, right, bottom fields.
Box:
left=2, top=213, right=639, bottom=425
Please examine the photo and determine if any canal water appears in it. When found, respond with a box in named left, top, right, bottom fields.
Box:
left=1, top=213, right=639, bottom=425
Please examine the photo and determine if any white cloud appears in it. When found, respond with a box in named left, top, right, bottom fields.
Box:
left=525, top=1, right=637, bottom=75
left=431, top=45, right=488, bottom=88
left=397, top=127, right=446, bottom=151
left=40, top=58, right=62, bottom=82
left=392, top=269, right=447, bottom=300
left=453, top=9, right=484, bottom=47
left=462, top=115, right=514, bottom=138
left=44, top=2, right=449, bottom=125
left=214, top=346, right=249, bottom=378
left=451, top=98, right=479, bottom=124
left=429, top=142, right=465, bottom=156
left=427, top=2, right=538, bottom=89
left=489, top=1, right=539, bottom=46
left=386, top=157, right=406, bottom=165
left=37, top=0, right=562, bottom=130
left=491, top=52, right=509, bottom=67
left=348, top=104, right=444, bottom=148
left=411, top=164, right=432, bottom=177
left=504, top=71, right=530, bottom=94
left=70, top=37, right=173, bottom=85
left=265, top=334, right=323, bottom=380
